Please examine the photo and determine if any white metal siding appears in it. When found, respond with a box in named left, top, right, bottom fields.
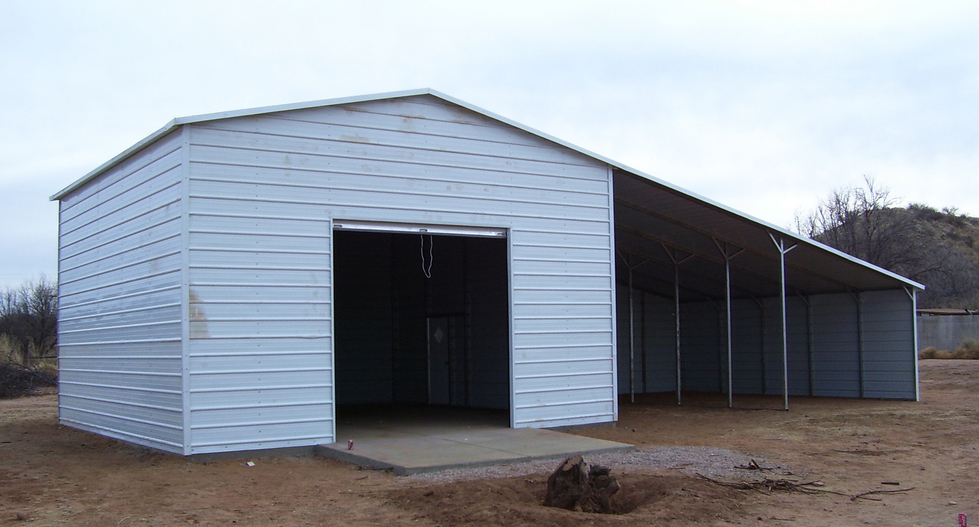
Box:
left=57, top=131, right=185, bottom=453
left=184, top=210, right=333, bottom=454
left=184, top=95, right=614, bottom=451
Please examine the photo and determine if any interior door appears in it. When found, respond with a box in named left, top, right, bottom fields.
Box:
left=428, top=316, right=467, bottom=406
left=428, top=317, right=450, bottom=405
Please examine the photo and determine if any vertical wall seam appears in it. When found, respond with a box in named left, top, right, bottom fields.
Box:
left=507, top=229, right=516, bottom=428
left=328, top=216, right=336, bottom=442
left=178, top=125, right=192, bottom=455
left=910, top=288, right=920, bottom=401
left=758, top=299, right=766, bottom=395
left=56, top=199, right=64, bottom=423
left=856, top=292, right=865, bottom=398
left=807, top=296, right=814, bottom=397
left=606, top=165, right=619, bottom=422
left=640, top=291, right=647, bottom=393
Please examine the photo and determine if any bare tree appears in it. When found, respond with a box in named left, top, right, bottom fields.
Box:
left=796, top=176, right=924, bottom=271
left=796, top=177, right=978, bottom=308
left=0, top=277, right=58, bottom=365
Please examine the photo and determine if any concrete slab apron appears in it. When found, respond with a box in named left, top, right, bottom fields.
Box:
left=315, top=424, right=635, bottom=476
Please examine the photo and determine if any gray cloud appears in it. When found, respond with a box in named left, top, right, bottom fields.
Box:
left=2, top=0, right=977, bottom=288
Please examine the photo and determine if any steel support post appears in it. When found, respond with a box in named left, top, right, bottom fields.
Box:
left=629, top=264, right=635, bottom=403
left=905, top=287, right=920, bottom=401
left=617, top=252, right=646, bottom=404
left=769, top=233, right=797, bottom=411
left=674, top=263, right=681, bottom=405
left=725, top=256, right=733, bottom=408
left=713, top=240, right=744, bottom=409
left=662, top=244, right=692, bottom=406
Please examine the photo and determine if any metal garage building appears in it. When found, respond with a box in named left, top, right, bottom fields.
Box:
left=51, top=89, right=923, bottom=456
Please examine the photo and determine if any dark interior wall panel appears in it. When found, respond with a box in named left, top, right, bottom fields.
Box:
left=680, top=301, right=722, bottom=392
left=424, top=236, right=466, bottom=315
left=731, top=299, right=763, bottom=394
left=615, top=283, right=634, bottom=394
left=616, top=287, right=676, bottom=395
left=392, top=235, right=430, bottom=404
left=416, top=236, right=467, bottom=406
left=810, top=293, right=860, bottom=397
left=762, top=299, right=783, bottom=395
left=465, top=238, right=510, bottom=409
left=786, top=297, right=812, bottom=396
left=762, top=297, right=812, bottom=396
left=614, top=288, right=915, bottom=400
left=643, top=292, right=677, bottom=393
left=860, top=289, right=916, bottom=399
left=334, top=232, right=394, bottom=404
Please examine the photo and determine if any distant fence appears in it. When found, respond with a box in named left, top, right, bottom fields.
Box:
left=918, top=313, right=979, bottom=351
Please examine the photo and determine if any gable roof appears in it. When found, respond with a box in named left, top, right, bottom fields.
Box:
left=51, top=88, right=924, bottom=293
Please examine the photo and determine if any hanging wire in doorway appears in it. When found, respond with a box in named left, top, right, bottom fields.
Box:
left=420, top=234, right=434, bottom=278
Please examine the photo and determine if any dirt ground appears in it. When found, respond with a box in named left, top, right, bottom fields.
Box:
left=2, top=360, right=977, bottom=526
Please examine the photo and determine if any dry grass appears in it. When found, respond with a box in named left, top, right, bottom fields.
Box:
left=920, top=339, right=979, bottom=360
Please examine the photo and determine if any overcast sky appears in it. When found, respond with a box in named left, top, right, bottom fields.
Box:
left=1, top=0, right=977, bottom=289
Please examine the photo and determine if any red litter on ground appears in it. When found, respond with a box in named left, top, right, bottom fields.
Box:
left=960, top=513, right=967, bottom=527
left=347, top=440, right=354, bottom=450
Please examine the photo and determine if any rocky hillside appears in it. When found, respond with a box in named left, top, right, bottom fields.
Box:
left=813, top=204, right=979, bottom=309
left=902, top=205, right=979, bottom=308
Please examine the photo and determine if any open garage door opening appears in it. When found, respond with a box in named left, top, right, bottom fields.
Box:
left=332, top=227, right=511, bottom=429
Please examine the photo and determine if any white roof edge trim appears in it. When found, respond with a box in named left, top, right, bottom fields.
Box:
left=430, top=92, right=924, bottom=292
left=50, top=88, right=434, bottom=201
left=421, top=92, right=920, bottom=291
left=50, top=119, right=181, bottom=201
left=49, top=88, right=923, bottom=292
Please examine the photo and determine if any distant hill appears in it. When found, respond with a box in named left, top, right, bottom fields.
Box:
left=900, top=205, right=979, bottom=308
left=812, top=204, right=979, bottom=309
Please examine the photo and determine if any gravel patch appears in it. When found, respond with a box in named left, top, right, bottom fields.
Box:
left=405, top=446, right=796, bottom=484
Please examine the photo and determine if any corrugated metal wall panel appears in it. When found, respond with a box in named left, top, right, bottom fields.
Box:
left=57, top=131, right=185, bottom=454
left=860, top=289, right=916, bottom=399
left=643, top=293, right=677, bottom=393
left=185, top=94, right=615, bottom=440
left=761, top=297, right=812, bottom=396
left=731, top=299, right=764, bottom=394
left=680, top=301, right=723, bottom=392
left=185, top=207, right=333, bottom=454
left=615, top=283, right=632, bottom=395
left=810, top=293, right=861, bottom=397
left=612, top=286, right=912, bottom=401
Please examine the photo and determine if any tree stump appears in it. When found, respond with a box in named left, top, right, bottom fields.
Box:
left=543, top=455, right=620, bottom=513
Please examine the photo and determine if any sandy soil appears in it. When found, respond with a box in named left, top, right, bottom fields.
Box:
left=2, top=360, right=977, bottom=526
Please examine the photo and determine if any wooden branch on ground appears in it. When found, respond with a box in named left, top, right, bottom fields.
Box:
left=695, top=474, right=914, bottom=501
left=851, top=488, right=916, bottom=501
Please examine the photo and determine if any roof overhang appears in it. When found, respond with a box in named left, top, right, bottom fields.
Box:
left=612, top=169, right=924, bottom=300
left=50, top=88, right=924, bottom=295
